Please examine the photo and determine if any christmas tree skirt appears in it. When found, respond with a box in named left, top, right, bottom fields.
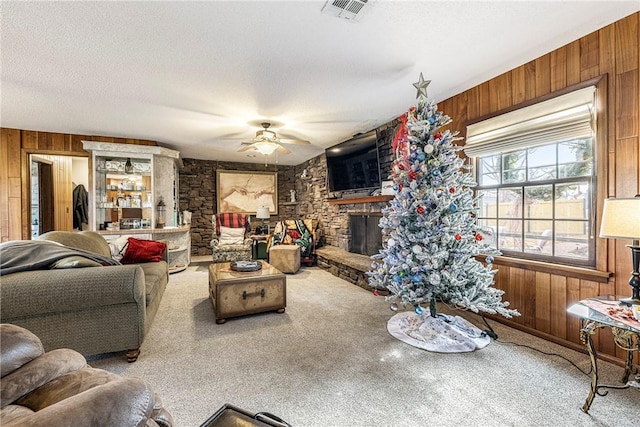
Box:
left=387, top=311, right=490, bottom=353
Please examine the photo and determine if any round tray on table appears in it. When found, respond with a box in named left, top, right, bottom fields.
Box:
left=230, top=260, right=262, bottom=272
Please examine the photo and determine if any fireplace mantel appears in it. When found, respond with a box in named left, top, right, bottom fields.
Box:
left=327, top=195, right=393, bottom=205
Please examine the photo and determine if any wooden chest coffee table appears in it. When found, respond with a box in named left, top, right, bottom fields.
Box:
left=208, top=262, right=286, bottom=324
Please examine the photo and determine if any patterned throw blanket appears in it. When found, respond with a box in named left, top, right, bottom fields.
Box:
left=269, top=219, right=313, bottom=257
left=0, top=240, right=120, bottom=276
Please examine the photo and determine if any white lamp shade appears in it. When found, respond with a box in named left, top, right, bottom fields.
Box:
left=256, top=206, right=270, bottom=219
left=254, top=141, right=278, bottom=155
left=599, top=197, right=640, bottom=239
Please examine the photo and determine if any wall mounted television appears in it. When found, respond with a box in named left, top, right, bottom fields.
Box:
left=325, top=130, right=381, bottom=194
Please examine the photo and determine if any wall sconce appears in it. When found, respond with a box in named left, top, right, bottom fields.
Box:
left=255, top=206, right=270, bottom=235
left=156, top=196, right=166, bottom=229
left=599, top=195, right=640, bottom=305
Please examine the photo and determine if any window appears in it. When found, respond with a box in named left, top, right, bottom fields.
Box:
left=466, top=87, right=596, bottom=267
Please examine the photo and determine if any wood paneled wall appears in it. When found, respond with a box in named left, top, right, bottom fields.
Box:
left=0, top=128, right=156, bottom=242
left=437, top=12, right=639, bottom=363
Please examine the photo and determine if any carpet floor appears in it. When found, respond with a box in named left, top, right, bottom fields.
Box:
left=89, top=262, right=640, bottom=427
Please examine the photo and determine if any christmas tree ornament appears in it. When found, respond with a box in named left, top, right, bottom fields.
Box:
left=424, top=144, right=434, bottom=154
left=373, top=289, right=380, bottom=296
left=412, top=245, right=422, bottom=254
left=455, top=234, right=462, bottom=240
left=416, top=206, right=424, bottom=214
left=475, top=234, right=483, bottom=241
left=429, top=272, right=441, bottom=285
left=412, top=72, right=431, bottom=99
left=415, top=305, right=424, bottom=315
left=449, top=204, right=458, bottom=212
left=390, top=303, right=399, bottom=312
left=486, top=256, right=495, bottom=264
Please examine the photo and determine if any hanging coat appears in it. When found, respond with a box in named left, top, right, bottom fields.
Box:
left=72, top=184, right=88, bottom=230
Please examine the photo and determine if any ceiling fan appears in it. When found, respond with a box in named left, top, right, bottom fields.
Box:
left=237, top=122, right=310, bottom=156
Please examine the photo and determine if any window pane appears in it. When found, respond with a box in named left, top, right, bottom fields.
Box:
left=502, top=150, right=526, bottom=183
left=555, top=183, right=589, bottom=220
left=529, top=165, right=556, bottom=181
left=498, top=219, right=522, bottom=252
left=498, top=188, right=523, bottom=219
left=559, top=161, right=592, bottom=179
left=478, top=155, right=500, bottom=186
left=528, top=145, right=557, bottom=181
left=555, top=220, right=590, bottom=260
left=477, top=189, right=497, bottom=218
left=558, top=139, right=593, bottom=178
left=524, top=185, right=553, bottom=219
left=524, top=220, right=553, bottom=255
left=478, top=219, right=498, bottom=248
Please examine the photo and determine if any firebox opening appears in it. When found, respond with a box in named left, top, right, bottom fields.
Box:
left=349, top=213, right=382, bottom=256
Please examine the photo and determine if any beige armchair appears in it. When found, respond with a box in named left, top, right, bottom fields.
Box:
left=210, top=213, right=252, bottom=263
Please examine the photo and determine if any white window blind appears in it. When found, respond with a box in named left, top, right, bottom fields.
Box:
left=464, top=86, right=596, bottom=158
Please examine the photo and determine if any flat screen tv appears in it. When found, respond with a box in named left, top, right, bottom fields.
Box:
left=326, top=130, right=381, bottom=194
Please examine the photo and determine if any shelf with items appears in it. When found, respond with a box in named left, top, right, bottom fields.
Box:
left=84, top=141, right=182, bottom=233
left=93, top=155, right=155, bottom=230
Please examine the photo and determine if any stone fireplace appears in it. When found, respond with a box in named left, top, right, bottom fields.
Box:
left=349, top=213, right=382, bottom=256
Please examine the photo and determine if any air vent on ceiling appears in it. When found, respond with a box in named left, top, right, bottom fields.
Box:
left=321, top=0, right=370, bottom=22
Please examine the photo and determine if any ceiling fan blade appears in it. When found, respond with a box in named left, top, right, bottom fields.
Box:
left=276, top=144, right=291, bottom=154
left=237, top=144, right=256, bottom=152
left=278, top=138, right=310, bottom=145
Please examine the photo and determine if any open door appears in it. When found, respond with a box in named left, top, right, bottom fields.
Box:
left=31, top=158, right=55, bottom=237
left=38, top=161, right=54, bottom=234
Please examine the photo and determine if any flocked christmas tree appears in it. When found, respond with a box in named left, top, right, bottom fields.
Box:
left=368, top=74, right=519, bottom=323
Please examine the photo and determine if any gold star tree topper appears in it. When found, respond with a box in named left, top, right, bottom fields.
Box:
left=413, top=73, right=431, bottom=99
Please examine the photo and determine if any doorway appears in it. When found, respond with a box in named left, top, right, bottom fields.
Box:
left=29, top=154, right=89, bottom=238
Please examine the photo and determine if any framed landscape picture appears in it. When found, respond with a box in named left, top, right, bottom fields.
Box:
left=216, top=170, right=278, bottom=214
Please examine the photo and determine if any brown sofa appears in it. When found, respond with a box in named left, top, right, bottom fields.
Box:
left=0, top=323, right=173, bottom=426
left=0, top=231, right=169, bottom=362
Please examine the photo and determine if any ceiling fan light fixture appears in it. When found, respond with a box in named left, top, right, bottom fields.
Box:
left=257, top=129, right=277, bottom=141
left=254, top=141, right=279, bottom=156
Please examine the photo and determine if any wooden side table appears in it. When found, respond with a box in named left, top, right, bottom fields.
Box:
left=567, top=298, right=640, bottom=413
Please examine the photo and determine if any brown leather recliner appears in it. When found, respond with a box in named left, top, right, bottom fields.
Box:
left=0, top=323, right=173, bottom=426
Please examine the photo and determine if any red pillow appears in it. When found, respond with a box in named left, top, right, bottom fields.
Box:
left=120, top=238, right=166, bottom=264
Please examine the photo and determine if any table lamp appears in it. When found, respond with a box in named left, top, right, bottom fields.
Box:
left=599, top=195, right=640, bottom=305
left=256, top=206, right=270, bottom=235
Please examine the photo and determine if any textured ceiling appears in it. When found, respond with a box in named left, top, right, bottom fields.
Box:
left=2, top=1, right=638, bottom=165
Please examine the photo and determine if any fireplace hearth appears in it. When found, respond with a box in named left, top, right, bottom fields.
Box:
left=349, top=213, right=382, bottom=256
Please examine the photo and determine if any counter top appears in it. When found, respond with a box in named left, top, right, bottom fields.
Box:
left=98, top=226, right=191, bottom=235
